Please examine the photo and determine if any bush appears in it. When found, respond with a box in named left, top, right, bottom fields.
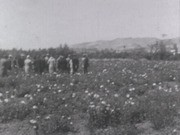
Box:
left=0, top=102, right=31, bottom=122
left=39, top=115, right=75, bottom=134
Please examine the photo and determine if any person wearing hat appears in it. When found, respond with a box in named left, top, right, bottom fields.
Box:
left=24, top=55, right=32, bottom=74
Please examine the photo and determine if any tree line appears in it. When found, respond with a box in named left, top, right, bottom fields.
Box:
left=0, top=42, right=179, bottom=60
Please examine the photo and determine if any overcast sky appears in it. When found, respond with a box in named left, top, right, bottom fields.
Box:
left=0, top=0, right=179, bottom=49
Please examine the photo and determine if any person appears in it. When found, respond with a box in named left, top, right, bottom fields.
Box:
left=0, top=55, right=8, bottom=77
left=6, top=55, right=13, bottom=71
left=72, top=55, right=79, bottom=74
left=57, top=55, right=66, bottom=73
left=34, top=55, right=46, bottom=74
left=24, top=55, right=32, bottom=74
left=39, top=56, right=46, bottom=74
left=66, top=55, right=71, bottom=74
left=44, top=54, right=49, bottom=72
left=69, top=57, right=73, bottom=74
left=47, top=56, right=56, bottom=74
left=33, top=56, right=39, bottom=73
left=82, top=54, right=89, bottom=74
left=18, top=54, right=25, bottom=69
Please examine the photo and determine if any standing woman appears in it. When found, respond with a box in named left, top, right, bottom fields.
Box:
left=24, top=55, right=32, bottom=74
left=47, top=56, right=56, bottom=74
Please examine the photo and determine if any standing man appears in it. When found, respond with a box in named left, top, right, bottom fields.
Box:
left=18, top=53, right=25, bottom=69
left=72, top=55, right=79, bottom=74
left=7, top=55, right=13, bottom=71
left=0, top=55, right=8, bottom=77
left=82, top=54, right=89, bottom=74
left=44, top=54, right=49, bottom=72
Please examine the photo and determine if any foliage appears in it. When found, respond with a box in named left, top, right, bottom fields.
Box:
left=0, top=59, right=179, bottom=134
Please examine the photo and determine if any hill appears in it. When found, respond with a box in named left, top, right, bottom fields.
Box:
left=72, top=37, right=180, bottom=52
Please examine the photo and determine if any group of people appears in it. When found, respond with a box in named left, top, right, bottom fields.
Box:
left=0, top=53, right=89, bottom=77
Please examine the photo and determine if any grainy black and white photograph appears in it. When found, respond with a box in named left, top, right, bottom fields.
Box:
left=0, top=0, right=180, bottom=135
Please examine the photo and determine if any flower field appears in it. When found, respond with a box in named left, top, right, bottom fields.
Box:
left=0, top=59, right=180, bottom=135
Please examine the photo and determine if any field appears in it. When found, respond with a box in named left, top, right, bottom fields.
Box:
left=0, top=59, right=180, bottom=135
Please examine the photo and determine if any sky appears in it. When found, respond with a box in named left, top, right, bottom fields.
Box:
left=0, top=0, right=179, bottom=49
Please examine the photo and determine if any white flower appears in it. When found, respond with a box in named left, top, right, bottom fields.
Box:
left=100, top=85, right=104, bottom=88
left=72, top=93, right=76, bottom=98
left=158, top=86, right=162, bottom=90
left=30, top=119, right=37, bottom=124
left=114, top=94, right=119, bottom=97
left=36, top=84, right=41, bottom=88
left=43, top=97, right=47, bottom=102
left=173, top=129, right=177, bottom=133
left=58, top=90, right=62, bottom=93
left=111, top=82, right=115, bottom=85
left=29, top=96, right=33, bottom=100
left=94, top=94, right=100, bottom=98
left=70, top=83, right=74, bottom=86
left=6, top=91, right=9, bottom=94
left=32, top=105, right=38, bottom=109
left=101, top=101, right=106, bottom=105
left=89, top=105, right=95, bottom=108
left=11, top=95, right=15, bottom=98
left=45, top=115, right=51, bottom=120
left=85, top=90, right=88, bottom=93
left=4, top=98, right=9, bottom=103
left=0, top=93, right=3, bottom=97
left=24, top=94, right=28, bottom=98
left=37, top=89, right=41, bottom=92
left=20, top=100, right=26, bottom=104
left=103, top=69, right=107, bottom=72
left=106, top=90, right=110, bottom=93
left=126, top=94, right=130, bottom=98
left=90, top=102, right=94, bottom=104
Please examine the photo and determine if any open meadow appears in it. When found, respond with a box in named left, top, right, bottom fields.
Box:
left=0, top=59, right=180, bottom=135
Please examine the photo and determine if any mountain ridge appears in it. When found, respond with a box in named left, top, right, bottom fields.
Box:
left=72, top=37, right=180, bottom=51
